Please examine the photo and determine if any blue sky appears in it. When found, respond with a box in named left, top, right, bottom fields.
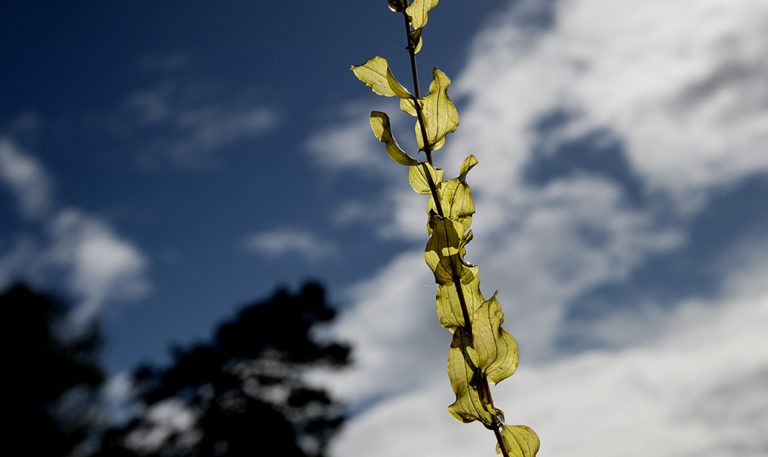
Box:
left=2, top=1, right=768, bottom=456
left=1, top=0, right=510, bottom=369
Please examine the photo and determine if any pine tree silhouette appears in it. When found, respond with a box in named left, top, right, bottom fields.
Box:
left=1, top=282, right=104, bottom=457
left=98, top=282, right=350, bottom=457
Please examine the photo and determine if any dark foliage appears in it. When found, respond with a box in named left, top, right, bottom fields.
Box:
left=1, top=281, right=104, bottom=456
left=98, top=282, right=351, bottom=457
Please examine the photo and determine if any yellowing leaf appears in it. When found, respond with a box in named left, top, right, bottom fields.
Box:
left=352, top=56, right=411, bottom=98
left=459, top=154, right=479, bottom=182
left=472, top=293, right=519, bottom=385
left=496, top=426, right=540, bottom=457
left=447, top=329, right=496, bottom=426
left=425, top=216, right=475, bottom=285
left=415, top=68, right=459, bottom=151
left=408, top=162, right=443, bottom=195
left=408, top=28, right=423, bottom=54
left=436, top=275, right=484, bottom=330
left=369, top=111, right=421, bottom=166
left=426, top=155, right=477, bottom=233
left=406, top=0, right=439, bottom=30
left=414, top=33, right=423, bottom=53
left=400, top=97, right=419, bottom=117
left=459, top=229, right=473, bottom=260
left=430, top=178, right=474, bottom=222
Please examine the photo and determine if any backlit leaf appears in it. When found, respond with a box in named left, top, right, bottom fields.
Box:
left=472, top=293, right=519, bottom=385
left=459, top=154, right=478, bottom=182
left=369, top=111, right=421, bottom=166
left=436, top=275, right=484, bottom=330
left=352, top=56, right=411, bottom=98
left=408, top=162, right=443, bottom=194
left=400, top=97, right=419, bottom=117
left=406, top=0, right=439, bottom=30
left=414, top=33, right=423, bottom=54
left=425, top=216, right=475, bottom=285
left=447, top=328, right=496, bottom=426
left=496, top=426, right=540, bottom=457
left=408, top=28, right=424, bottom=54
left=415, top=68, right=459, bottom=151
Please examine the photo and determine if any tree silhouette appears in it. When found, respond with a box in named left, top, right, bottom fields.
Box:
left=98, top=282, right=351, bottom=457
left=1, top=282, right=104, bottom=457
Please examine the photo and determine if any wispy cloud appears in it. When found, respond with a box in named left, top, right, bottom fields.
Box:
left=450, top=0, right=768, bottom=210
left=47, top=209, right=150, bottom=325
left=305, top=102, right=400, bottom=178
left=125, top=82, right=279, bottom=168
left=310, top=0, right=768, bottom=455
left=0, top=138, right=150, bottom=324
left=0, top=138, right=53, bottom=220
left=330, top=271, right=768, bottom=457
left=243, top=227, right=337, bottom=261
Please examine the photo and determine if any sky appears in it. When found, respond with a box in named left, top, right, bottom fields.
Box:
left=2, top=0, right=768, bottom=456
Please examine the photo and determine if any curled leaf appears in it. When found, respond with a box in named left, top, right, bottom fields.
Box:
left=472, top=293, right=519, bottom=385
left=415, top=68, right=459, bottom=151
left=406, top=0, right=439, bottom=30
left=408, top=28, right=423, bottom=54
left=369, top=111, right=421, bottom=166
left=352, top=56, right=411, bottom=98
left=436, top=275, right=484, bottom=330
left=400, top=97, right=419, bottom=117
left=425, top=215, right=475, bottom=285
left=447, top=328, right=496, bottom=426
left=408, top=162, right=443, bottom=194
left=428, top=162, right=475, bottom=234
left=496, top=426, right=540, bottom=457
left=459, top=154, right=479, bottom=182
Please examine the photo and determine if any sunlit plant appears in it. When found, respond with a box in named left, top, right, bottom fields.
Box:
left=351, top=1, right=540, bottom=456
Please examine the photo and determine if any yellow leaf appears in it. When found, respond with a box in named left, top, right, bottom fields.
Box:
left=436, top=274, right=484, bottom=330
left=472, top=293, right=519, bottom=385
left=400, top=97, right=419, bottom=117
left=369, top=111, right=421, bottom=166
left=459, top=154, right=479, bottom=182
left=351, top=56, right=411, bottom=98
left=414, top=33, right=423, bottom=54
left=406, top=0, right=439, bottom=30
left=415, top=68, right=459, bottom=151
left=447, top=329, right=496, bottom=426
left=408, top=162, right=443, bottom=195
left=408, top=28, right=423, bottom=54
left=496, top=426, right=540, bottom=457
left=425, top=216, right=475, bottom=285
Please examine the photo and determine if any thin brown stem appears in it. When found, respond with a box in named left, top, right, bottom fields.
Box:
left=402, top=12, right=434, bottom=166
left=401, top=10, right=510, bottom=457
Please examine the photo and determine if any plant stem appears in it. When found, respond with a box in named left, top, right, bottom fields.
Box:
left=401, top=11, right=511, bottom=457
left=402, top=12, right=434, bottom=167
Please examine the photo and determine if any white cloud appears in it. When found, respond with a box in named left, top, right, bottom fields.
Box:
left=175, top=106, right=277, bottom=150
left=305, top=102, right=400, bottom=178
left=329, top=258, right=768, bottom=457
left=47, top=209, right=150, bottom=324
left=450, top=0, right=768, bottom=210
left=0, top=138, right=150, bottom=324
left=310, top=0, right=768, bottom=456
left=243, top=227, right=337, bottom=261
left=125, top=83, right=279, bottom=168
left=0, top=137, right=53, bottom=220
